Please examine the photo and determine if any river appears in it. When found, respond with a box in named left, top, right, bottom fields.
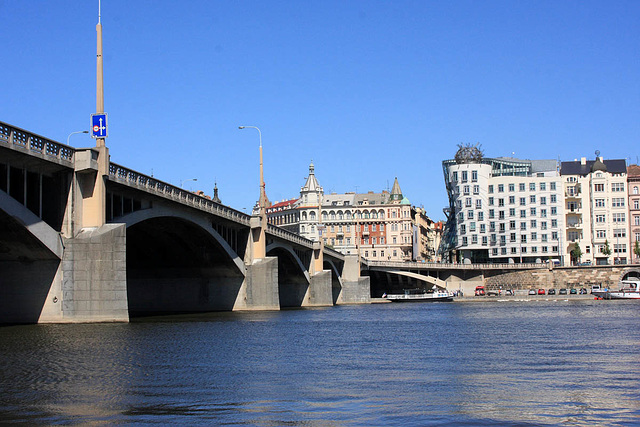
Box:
left=0, top=299, right=638, bottom=426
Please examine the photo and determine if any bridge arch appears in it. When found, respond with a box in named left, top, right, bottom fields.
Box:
left=620, top=268, right=640, bottom=281
left=116, top=207, right=246, bottom=316
left=266, top=242, right=311, bottom=307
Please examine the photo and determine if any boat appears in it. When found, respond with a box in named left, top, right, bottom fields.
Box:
left=592, top=279, right=640, bottom=300
left=383, top=288, right=454, bottom=302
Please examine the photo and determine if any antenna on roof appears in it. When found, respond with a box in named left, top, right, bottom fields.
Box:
left=595, top=150, right=600, bottom=158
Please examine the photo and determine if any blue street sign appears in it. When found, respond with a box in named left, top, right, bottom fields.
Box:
left=91, top=113, right=108, bottom=138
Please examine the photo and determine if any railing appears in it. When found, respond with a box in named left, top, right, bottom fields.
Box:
left=0, top=121, right=75, bottom=164
left=367, top=260, right=546, bottom=270
left=108, top=162, right=251, bottom=226
left=266, top=223, right=314, bottom=249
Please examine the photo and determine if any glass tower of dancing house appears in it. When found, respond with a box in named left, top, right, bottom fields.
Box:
left=442, top=148, right=565, bottom=264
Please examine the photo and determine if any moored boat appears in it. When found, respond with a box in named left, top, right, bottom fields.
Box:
left=383, top=288, right=454, bottom=302
left=592, top=279, right=640, bottom=300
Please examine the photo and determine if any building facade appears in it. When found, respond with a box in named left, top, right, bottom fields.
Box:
left=266, top=163, right=438, bottom=262
left=442, top=148, right=565, bottom=264
left=627, top=164, right=640, bottom=264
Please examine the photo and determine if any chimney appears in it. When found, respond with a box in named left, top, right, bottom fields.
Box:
left=580, top=157, right=587, bottom=165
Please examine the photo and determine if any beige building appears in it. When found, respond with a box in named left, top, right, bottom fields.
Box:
left=560, top=156, right=628, bottom=265
left=267, top=163, right=437, bottom=262
left=627, top=164, right=640, bottom=263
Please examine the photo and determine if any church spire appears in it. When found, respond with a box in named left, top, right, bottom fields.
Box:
left=389, top=177, right=403, bottom=202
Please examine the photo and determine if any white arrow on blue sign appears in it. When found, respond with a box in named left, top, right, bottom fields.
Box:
left=91, top=113, right=108, bottom=138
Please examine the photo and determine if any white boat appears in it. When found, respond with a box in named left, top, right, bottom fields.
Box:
left=592, top=279, right=640, bottom=300
left=383, top=288, right=454, bottom=302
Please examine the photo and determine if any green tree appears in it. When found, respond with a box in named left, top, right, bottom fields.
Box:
left=571, top=243, right=583, bottom=265
left=634, top=240, right=640, bottom=262
left=602, top=239, right=612, bottom=256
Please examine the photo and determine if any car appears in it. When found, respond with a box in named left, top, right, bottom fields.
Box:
left=538, top=289, right=546, bottom=295
left=475, top=286, right=485, bottom=296
left=579, top=288, right=588, bottom=294
left=528, top=289, right=537, bottom=295
left=570, top=288, right=578, bottom=294
left=548, top=289, right=556, bottom=295
left=559, top=288, right=568, bottom=295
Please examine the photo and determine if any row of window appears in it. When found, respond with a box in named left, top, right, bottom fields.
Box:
left=490, top=246, right=558, bottom=256
left=487, top=195, right=557, bottom=206
left=460, top=231, right=560, bottom=245
left=460, top=219, right=560, bottom=233
left=488, top=182, right=558, bottom=193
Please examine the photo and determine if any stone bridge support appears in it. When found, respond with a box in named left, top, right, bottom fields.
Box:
left=337, top=255, right=370, bottom=304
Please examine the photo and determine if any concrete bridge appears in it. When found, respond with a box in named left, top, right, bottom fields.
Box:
left=0, top=121, right=369, bottom=324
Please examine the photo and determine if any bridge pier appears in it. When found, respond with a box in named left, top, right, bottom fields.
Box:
left=39, top=224, right=129, bottom=322
left=234, top=257, right=279, bottom=311
left=337, top=254, right=371, bottom=304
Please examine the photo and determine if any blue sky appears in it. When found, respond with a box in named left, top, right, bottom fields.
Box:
left=1, top=1, right=638, bottom=220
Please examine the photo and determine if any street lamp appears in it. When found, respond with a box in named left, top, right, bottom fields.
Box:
left=180, top=178, right=197, bottom=188
left=238, top=125, right=265, bottom=210
left=67, top=130, right=88, bottom=145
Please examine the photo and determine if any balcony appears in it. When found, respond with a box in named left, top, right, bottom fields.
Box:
left=566, top=222, right=582, bottom=230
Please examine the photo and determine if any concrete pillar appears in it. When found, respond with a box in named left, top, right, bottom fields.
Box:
left=337, top=254, right=371, bottom=304
left=234, top=257, right=279, bottom=311
left=40, top=223, right=128, bottom=323
left=303, top=270, right=333, bottom=307
left=74, top=146, right=109, bottom=229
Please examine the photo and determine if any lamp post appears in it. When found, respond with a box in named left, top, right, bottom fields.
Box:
left=238, top=126, right=265, bottom=210
left=180, top=178, right=197, bottom=189
left=67, top=130, right=88, bottom=145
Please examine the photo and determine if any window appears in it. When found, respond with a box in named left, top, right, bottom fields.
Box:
left=488, top=185, right=494, bottom=194
left=596, top=230, right=606, bottom=239
left=498, top=184, right=504, bottom=192
left=492, top=248, right=498, bottom=256
left=461, top=171, right=468, bottom=182
left=510, top=220, right=516, bottom=230
left=521, top=246, right=527, bottom=253
left=551, top=207, right=557, bottom=215
left=490, top=222, right=496, bottom=232
left=594, top=183, right=604, bottom=192
left=509, top=184, right=515, bottom=192
left=489, top=209, right=495, bottom=219
left=612, top=198, right=625, bottom=208
left=612, top=183, right=625, bottom=192
left=529, top=183, right=536, bottom=191
left=636, top=216, right=640, bottom=226
left=551, top=219, right=557, bottom=228
left=520, top=210, right=526, bottom=218
left=498, top=199, right=505, bottom=207
left=541, top=221, right=547, bottom=230
left=552, top=232, right=558, bottom=240
left=510, top=233, right=516, bottom=242
left=501, top=235, right=506, bottom=245
left=511, top=247, right=517, bottom=254
left=480, top=223, right=486, bottom=233
left=465, top=198, right=472, bottom=207
left=520, top=222, right=527, bottom=230
left=473, top=185, right=480, bottom=195
left=476, top=199, right=482, bottom=209
left=463, top=185, right=470, bottom=195
left=468, top=210, right=474, bottom=219
left=530, top=220, right=537, bottom=229
left=499, top=211, right=505, bottom=220
left=541, top=234, right=548, bottom=242
left=509, top=208, right=516, bottom=217
left=540, top=182, right=546, bottom=191
left=499, top=223, right=506, bottom=232
left=612, top=213, right=625, bottom=223
left=550, top=194, right=557, bottom=203
left=530, top=195, right=536, bottom=203
left=509, top=196, right=515, bottom=204
left=519, top=197, right=525, bottom=206
left=531, top=246, right=538, bottom=253
left=462, top=237, right=468, bottom=246
left=634, top=200, right=639, bottom=210
left=501, top=247, right=507, bottom=255
left=531, top=232, right=537, bottom=241
left=489, top=197, right=494, bottom=206
left=613, top=229, right=626, bottom=238
left=530, top=207, right=537, bottom=216
left=472, top=170, right=478, bottom=182
left=614, top=244, right=627, bottom=254
left=542, top=246, right=548, bottom=253
left=541, top=209, right=547, bottom=218
left=550, top=182, right=556, bottom=191
left=595, top=199, right=605, bottom=207
left=519, top=183, right=526, bottom=191
left=472, top=235, right=478, bottom=244
left=540, top=197, right=546, bottom=205
left=634, top=186, right=639, bottom=195
left=478, top=212, right=484, bottom=221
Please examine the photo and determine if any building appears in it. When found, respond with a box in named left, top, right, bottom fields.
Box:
left=628, top=165, right=640, bottom=263
left=266, top=163, right=437, bottom=262
left=560, top=156, right=627, bottom=265
left=442, top=145, right=565, bottom=264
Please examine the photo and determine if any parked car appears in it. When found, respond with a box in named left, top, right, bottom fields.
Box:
left=591, top=285, right=601, bottom=294
left=559, top=288, right=568, bottom=295
left=579, top=288, right=588, bottom=294
left=548, top=289, right=556, bottom=295
left=538, top=289, right=546, bottom=295
left=528, top=289, right=537, bottom=295
left=570, top=288, right=578, bottom=295
left=475, top=286, right=485, bottom=296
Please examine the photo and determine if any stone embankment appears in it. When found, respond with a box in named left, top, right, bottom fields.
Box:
left=483, top=265, right=634, bottom=292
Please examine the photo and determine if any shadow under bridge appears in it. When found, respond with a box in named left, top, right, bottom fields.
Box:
left=365, top=267, right=447, bottom=298
left=122, top=211, right=247, bottom=317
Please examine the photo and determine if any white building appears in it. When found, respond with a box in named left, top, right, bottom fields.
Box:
left=442, top=151, right=565, bottom=264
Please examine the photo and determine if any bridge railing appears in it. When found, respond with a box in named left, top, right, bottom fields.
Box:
left=367, top=260, right=547, bottom=270
left=108, top=162, right=251, bottom=225
left=0, top=121, right=75, bottom=166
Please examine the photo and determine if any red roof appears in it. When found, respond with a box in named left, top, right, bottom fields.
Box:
left=267, top=198, right=298, bottom=211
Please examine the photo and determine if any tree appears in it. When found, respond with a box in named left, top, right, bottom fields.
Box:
left=571, top=243, right=583, bottom=265
left=634, top=240, right=640, bottom=262
left=602, top=239, right=612, bottom=256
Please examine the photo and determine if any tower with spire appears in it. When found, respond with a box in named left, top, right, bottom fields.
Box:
left=297, top=161, right=324, bottom=241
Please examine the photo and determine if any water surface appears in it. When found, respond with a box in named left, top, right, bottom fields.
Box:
left=1, top=300, right=638, bottom=426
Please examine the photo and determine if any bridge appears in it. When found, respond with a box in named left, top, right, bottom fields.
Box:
left=0, top=121, right=370, bottom=324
